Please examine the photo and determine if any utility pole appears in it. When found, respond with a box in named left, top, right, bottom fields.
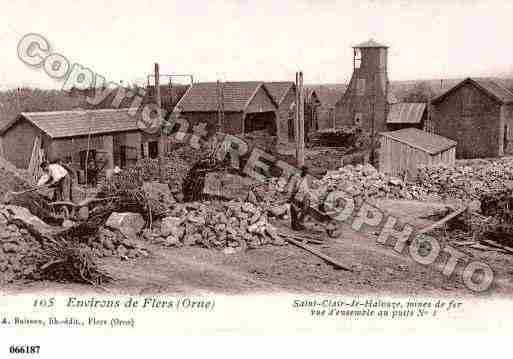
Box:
left=427, top=92, right=432, bottom=133
left=295, top=71, right=305, bottom=167
left=216, top=80, right=225, bottom=132
left=369, top=73, right=376, bottom=166
left=155, top=62, right=164, bottom=181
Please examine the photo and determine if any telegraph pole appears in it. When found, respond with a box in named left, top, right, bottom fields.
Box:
left=216, top=80, right=225, bottom=132
left=370, top=73, right=376, bottom=167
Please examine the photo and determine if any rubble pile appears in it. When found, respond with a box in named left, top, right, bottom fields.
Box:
left=309, top=126, right=370, bottom=148
left=142, top=201, right=286, bottom=251
left=0, top=207, right=44, bottom=283
left=475, top=189, right=513, bottom=240
left=243, top=130, right=278, bottom=154
left=312, top=159, right=513, bottom=204
left=305, top=148, right=351, bottom=174
left=87, top=226, right=149, bottom=259
left=416, top=160, right=513, bottom=201
left=47, top=210, right=151, bottom=261
left=320, top=164, right=427, bottom=201
left=0, top=156, right=30, bottom=194
left=0, top=203, right=151, bottom=285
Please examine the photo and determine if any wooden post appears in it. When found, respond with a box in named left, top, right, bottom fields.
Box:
left=216, top=80, right=224, bottom=132
left=295, top=71, right=305, bottom=167
left=369, top=73, right=376, bottom=166
left=217, top=80, right=221, bottom=131
left=427, top=94, right=432, bottom=133
left=155, top=63, right=164, bottom=181
left=84, top=112, right=94, bottom=188
left=104, top=135, right=114, bottom=170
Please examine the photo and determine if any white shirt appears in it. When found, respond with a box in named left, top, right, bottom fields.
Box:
left=291, top=175, right=311, bottom=202
left=38, top=163, right=68, bottom=185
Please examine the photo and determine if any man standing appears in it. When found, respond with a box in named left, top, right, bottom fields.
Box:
left=37, top=161, right=72, bottom=202
left=289, top=166, right=311, bottom=231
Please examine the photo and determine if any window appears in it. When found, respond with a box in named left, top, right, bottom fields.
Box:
left=356, top=79, right=366, bottom=96
left=379, top=49, right=387, bottom=69
left=354, top=49, right=362, bottom=69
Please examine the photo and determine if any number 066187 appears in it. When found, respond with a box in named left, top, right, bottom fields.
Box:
left=9, top=345, right=40, bottom=354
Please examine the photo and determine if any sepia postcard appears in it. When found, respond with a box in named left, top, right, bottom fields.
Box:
left=1, top=0, right=513, bottom=357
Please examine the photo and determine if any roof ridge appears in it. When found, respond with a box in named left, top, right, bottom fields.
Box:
left=432, top=77, right=513, bottom=104
left=380, top=128, right=456, bottom=155
left=20, top=108, right=134, bottom=116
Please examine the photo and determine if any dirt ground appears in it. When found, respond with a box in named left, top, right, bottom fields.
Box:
left=6, top=216, right=513, bottom=297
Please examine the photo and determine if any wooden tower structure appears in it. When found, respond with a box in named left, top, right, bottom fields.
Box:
left=335, top=39, right=390, bottom=133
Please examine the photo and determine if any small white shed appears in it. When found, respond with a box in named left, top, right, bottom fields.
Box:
left=379, top=128, right=456, bottom=179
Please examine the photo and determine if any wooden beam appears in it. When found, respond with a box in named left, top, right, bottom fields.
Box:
left=417, top=206, right=468, bottom=235
left=285, top=236, right=353, bottom=271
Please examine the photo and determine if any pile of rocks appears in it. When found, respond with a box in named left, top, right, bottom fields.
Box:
left=87, top=226, right=149, bottom=259
left=315, top=159, right=513, bottom=204
left=142, top=200, right=286, bottom=252
left=0, top=156, right=29, bottom=195
left=320, top=164, right=427, bottom=201
left=92, top=212, right=150, bottom=259
left=0, top=205, right=151, bottom=285
left=0, top=207, right=43, bottom=283
left=416, top=160, right=513, bottom=201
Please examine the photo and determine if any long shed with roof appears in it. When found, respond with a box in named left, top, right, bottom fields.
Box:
left=431, top=77, right=513, bottom=158
left=0, top=108, right=161, bottom=177
left=174, top=81, right=279, bottom=140
left=379, top=127, right=456, bottom=179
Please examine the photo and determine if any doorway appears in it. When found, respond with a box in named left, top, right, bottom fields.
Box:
left=148, top=141, right=159, bottom=159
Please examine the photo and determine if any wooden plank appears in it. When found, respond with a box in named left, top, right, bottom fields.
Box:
left=479, top=239, right=513, bottom=255
left=417, top=206, right=468, bottom=235
left=275, top=228, right=324, bottom=244
left=285, top=236, right=353, bottom=271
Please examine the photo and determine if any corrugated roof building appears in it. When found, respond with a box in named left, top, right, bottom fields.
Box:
left=379, top=128, right=456, bottom=179
left=386, top=102, right=427, bottom=131
left=431, top=77, right=513, bottom=158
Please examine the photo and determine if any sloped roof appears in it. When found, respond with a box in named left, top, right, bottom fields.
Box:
left=387, top=102, right=426, bottom=124
left=265, top=82, right=294, bottom=105
left=146, top=84, right=189, bottom=106
left=1, top=108, right=140, bottom=138
left=431, top=77, right=513, bottom=104
left=313, top=86, right=346, bottom=107
left=176, top=81, right=276, bottom=112
left=380, top=128, right=456, bottom=155
left=353, top=39, right=388, bottom=48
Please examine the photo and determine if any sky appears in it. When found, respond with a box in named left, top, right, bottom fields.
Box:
left=1, top=0, right=513, bottom=89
